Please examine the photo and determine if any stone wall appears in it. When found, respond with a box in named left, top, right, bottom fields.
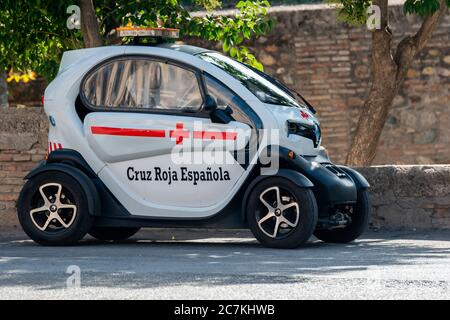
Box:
left=358, top=165, right=450, bottom=229
left=0, top=108, right=48, bottom=230
left=189, top=3, right=450, bottom=165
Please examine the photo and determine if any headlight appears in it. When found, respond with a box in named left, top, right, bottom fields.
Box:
left=287, top=121, right=321, bottom=147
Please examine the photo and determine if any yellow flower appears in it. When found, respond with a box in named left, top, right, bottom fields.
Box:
left=27, top=71, right=36, bottom=81
left=6, top=69, right=37, bottom=83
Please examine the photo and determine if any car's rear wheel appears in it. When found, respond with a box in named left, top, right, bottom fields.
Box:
left=314, top=189, right=370, bottom=243
left=17, top=172, right=93, bottom=246
left=89, top=227, right=140, bottom=241
left=246, top=177, right=318, bottom=249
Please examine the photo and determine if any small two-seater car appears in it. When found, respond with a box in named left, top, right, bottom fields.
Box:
left=17, top=28, right=370, bottom=248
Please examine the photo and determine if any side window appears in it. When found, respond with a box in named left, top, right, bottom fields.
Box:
left=204, top=74, right=253, bottom=126
left=82, top=58, right=203, bottom=112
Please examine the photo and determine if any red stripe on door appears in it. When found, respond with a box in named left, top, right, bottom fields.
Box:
left=91, top=126, right=166, bottom=138
left=192, top=131, right=237, bottom=141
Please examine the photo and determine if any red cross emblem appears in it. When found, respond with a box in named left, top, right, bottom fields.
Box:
left=300, top=111, right=309, bottom=119
left=169, top=123, right=190, bottom=144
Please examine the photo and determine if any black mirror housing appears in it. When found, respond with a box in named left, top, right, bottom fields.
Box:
left=204, top=94, right=218, bottom=112
left=203, top=94, right=233, bottom=124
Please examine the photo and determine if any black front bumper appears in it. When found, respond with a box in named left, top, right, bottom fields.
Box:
left=275, top=147, right=369, bottom=214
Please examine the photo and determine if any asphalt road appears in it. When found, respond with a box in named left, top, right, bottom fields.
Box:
left=0, top=229, right=449, bottom=300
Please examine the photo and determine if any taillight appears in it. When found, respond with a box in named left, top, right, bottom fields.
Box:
left=41, top=95, right=45, bottom=105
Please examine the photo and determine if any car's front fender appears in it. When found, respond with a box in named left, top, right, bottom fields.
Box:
left=241, top=169, right=314, bottom=222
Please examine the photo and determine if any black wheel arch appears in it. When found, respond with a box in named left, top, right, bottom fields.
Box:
left=336, top=165, right=370, bottom=189
left=240, top=168, right=314, bottom=222
left=24, top=162, right=101, bottom=217
left=46, top=149, right=97, bottom=178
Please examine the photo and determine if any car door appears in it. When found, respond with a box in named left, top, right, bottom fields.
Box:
left=81, top=56, right=252, bottom=215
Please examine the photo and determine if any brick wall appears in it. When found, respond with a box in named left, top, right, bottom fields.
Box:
left=0, top=108, right=48, bottom=229
left=190, top=3, right=450, bottom=165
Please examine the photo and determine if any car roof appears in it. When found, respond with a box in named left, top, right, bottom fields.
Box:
left=58, top=43, right=212, bottom=74
left=154, top=43, right=211, bottom=56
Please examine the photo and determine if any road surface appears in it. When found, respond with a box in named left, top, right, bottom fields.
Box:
left=0, top=229, right=449, bottom=299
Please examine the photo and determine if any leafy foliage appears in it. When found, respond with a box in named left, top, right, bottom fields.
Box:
left=0, top=0, right=83, bottom=80
left=184, top=0, right=272, bottom=70
left=328, top=0, right=449, bottom=25
left=327, top=0, right=372, bottom=25
left=403, top=0, right=448, bottom=17
left=0, top=0, right=271, bottom=80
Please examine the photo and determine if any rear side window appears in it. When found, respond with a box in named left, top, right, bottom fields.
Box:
left=81, top=58, right=203, bottom=112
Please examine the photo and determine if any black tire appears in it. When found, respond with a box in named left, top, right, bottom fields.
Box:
left=89, top=227, right=140, bottom=241
left=246, top=177, right=318, bottom=249
left=17, top=171, right=93, bottom=246
left=314, top=189, right=370, bottom=243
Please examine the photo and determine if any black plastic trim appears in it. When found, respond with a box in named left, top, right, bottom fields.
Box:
left=46, top=149, right=97, bottom=178
left=274, top=147, right=359, bottom=216
left=337, top=166, right=370, bottom=189
left=25, top=162, right=101, bottom=217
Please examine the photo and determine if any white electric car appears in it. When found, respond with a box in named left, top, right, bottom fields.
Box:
left=17, top=28, right=370, bottom=248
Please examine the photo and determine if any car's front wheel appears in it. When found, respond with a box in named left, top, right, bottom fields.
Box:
left=314, top=189, right=370, bottom=243
left=17, top=171, right=93, bottom=246
left=246, top=177, right=318, bottom=249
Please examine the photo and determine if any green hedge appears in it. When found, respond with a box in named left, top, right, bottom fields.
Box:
left=182, top=0, right=323, bottom=10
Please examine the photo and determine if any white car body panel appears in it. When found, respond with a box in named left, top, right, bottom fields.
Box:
left=84, top=112, right=251, bottom=162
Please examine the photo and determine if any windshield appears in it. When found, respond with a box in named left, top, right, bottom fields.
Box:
left=197, top=51, right=301, bottom=108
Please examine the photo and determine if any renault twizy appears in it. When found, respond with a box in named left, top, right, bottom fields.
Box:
left=17, top=28, right=370, bottom=248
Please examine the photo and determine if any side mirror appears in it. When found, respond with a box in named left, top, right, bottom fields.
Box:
left=203, top=94, right=218, bottom=112
left=204, top=94, right=233, bottom=124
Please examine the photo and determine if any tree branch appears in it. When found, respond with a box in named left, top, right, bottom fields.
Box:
left=413, top=0, right=447, bottom=51
left=79, top=0, right=102, bottom=48
left=370, top=0, right=397, bottom=84
left=394, top=0, right=447, bottom=81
